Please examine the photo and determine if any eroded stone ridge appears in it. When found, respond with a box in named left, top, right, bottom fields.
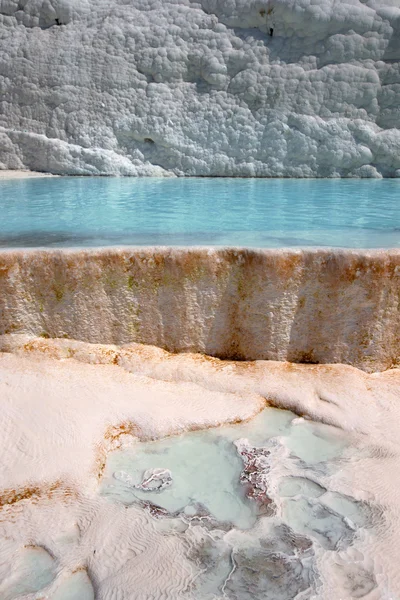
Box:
left=0, top=0, right=400, bottom=176
left=0, top=247, right=398, bottom=371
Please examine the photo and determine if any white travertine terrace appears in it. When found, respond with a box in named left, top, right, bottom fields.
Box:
left=0, top=0, right=400, bottom=177
left=0, top=248, right=399, bottom=371
left=0, top=339, right=400, bottom=598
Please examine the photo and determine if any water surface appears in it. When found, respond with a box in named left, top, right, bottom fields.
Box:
left=0, top=177, right=399, bottom=247
left=99, top=407, right=371, bottom=598
left=100, top=408, right=349, bottom=530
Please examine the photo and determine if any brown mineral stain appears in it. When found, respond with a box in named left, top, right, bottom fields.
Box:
left=0, top=263, right=11, bottom=277
left=95, top=421, right=140, bottom=480
left=289, top=350, right=320, bottom=365
left=232, top=359, right=259, bottom=373
left=0, top=480, right=77, bottom=510
left=104, top=422, right=140, bottom=442
left=4, top=323, right=18, bottom=334
left=0, top=248, right=398, bottom=371
left=23, top=338, right=61, bottom=358
left=71, top=566, right=87, bottom=574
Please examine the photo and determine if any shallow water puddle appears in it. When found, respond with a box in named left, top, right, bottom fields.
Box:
left=0, top=545, right=56, bottom=600
left=100, top=407, right=374, bottom=598
left=100, top=407, right=358, bottom=534
left=0, top=407, right=375, bottom=600
left=100, top=409, right=288, bottom=526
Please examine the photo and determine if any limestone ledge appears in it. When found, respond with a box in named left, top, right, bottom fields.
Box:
left=0, top=247, right=398, bottom=372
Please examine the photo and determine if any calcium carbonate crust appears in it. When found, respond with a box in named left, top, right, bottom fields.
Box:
left=1, top=248, right=399, bottom=371
left=0, top=0, right=400, bottom=177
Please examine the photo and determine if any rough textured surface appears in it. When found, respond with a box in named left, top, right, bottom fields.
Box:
left=0, top=0, right=400, bottom=177
left=0, top=248, right=399, bottom=371
left=0, top=340, right=400, bottom=598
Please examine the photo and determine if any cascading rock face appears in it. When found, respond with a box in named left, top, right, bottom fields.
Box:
left=0, top=248, right=399, bottom=371
left=0, top=0, right=399, bottom=177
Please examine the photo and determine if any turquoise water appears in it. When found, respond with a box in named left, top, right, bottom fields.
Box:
left=100, top=408, right=348, bottom=530
left=0, top=177, right=399, bottom=247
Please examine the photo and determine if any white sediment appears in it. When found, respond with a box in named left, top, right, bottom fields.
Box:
left=0, top=0, right=400, bottom=177
left=0, top=170, right=57, bottom=179
left=0, top=337, right=399, bottom=598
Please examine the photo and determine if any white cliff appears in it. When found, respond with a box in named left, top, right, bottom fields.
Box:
left=0, top=0, right=400, bottom=176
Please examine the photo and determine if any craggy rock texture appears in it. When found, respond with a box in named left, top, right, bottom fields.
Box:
left=1, top=0, right=400, bottom=176
left=0, top=248, right=398, bottom=371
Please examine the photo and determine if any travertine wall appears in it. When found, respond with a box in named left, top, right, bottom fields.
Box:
left=0, top=248, right=398, bottom=371
left=0, top=0, right=400, bottom=177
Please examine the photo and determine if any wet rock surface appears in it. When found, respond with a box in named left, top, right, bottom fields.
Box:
left=225, top=544, right=315, bottom=600
left=1, top=248, right=399, bottom=372
left=236, top=440, right=276, bottom=516
left=99, top=409, right=378, bottom=599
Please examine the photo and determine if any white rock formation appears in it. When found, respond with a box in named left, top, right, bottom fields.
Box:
left=1, top=341, right=400, bottom=597
left=0, top=0, right=399, bottom=176
left=0, top=248, right=399, bottom=371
